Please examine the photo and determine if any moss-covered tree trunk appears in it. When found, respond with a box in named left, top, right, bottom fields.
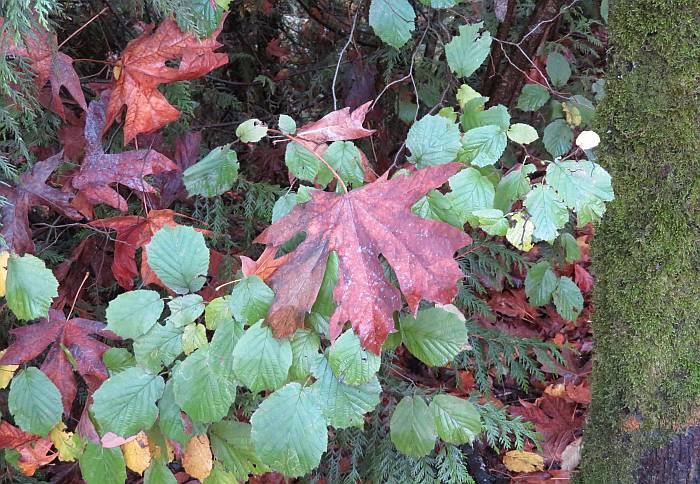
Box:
left=579, top=1, right=700, bottom=482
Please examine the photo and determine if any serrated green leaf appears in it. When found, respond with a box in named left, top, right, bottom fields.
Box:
left=461, top=125, right=507, bottom=167
left=168, top=294, right=205, bottom=327
left=92, top=367, right=165, bottom=437
left=429, top=394, right=481, bottom=444
left=316, top=141, right=365, bottom=188
left=456, top=84, right=481, bottom=109
left=106, top=290, right=164, bottom=339
left=561, top=232, right=582, bottom=262
left=390, top=396, right=437, bottom=457
left=507, top=123, right=539, bottom=144
left=146, top=225, right=210, bottom=294
left=6, top=254, right=58, bottom=320
left=412, top=190, right=464, bottom=228
left=209, top=319, right=244, bottom=374
left=494, top=164, right=535, bottom=212
left=229, top=276, right=273, bottom=325
left=553, top=276, right=583, bottom=322
left=250, top=382, right=327, bottom=477
left=79, top=442, right=126, bottom=484
left=232, top=321, right=292, bottom=393
left=236, top=119, right=267, bottom=143
left=278, top=114, right=296, bottom=134
left=545, top=159, right=614, bottom=219
left=158, top=380, right=205, bottom=445
left=524, top=261, right=557, bottom=306
left=182, top=323, right=208, bottom=355
left=311, top=356, right=381, bottom=429
left=203, top=463, right=238, bottom=484
left=305, top=251, right=338, bottom=337
left=103, top=348, right=136, bottom=375
left=516, top=84, right=550, bottom=112
left=328, top=330, right=381, bottom=385
left=543, top=119, right=574, bottom=158
left=473, top=208, right=508, bottom=236
left=210, top=421, right=267, bottom=479
left=368, top=0, right=415, bottom=49
left=406, top=115, right=461, bottom=168
left=445, top=22, right=492, bottom=78
left=204, top=296, right=233, bottom=330
left=546, top=52, right=571, bottom=87
left=284, top=142, right=319, bottom=182
left=271, top=193, right=297, bottom=223
left=399, top=307, right=467, bottom=366
left=144, top=458, right=177, bottom=484
left=460, top=104, right=510, bottom=131
left=133, top=320, right=183, bottom=373
left=183, top=144, right=239, bottom=198
left=445, top=167, right=495, bottom=224
left=8, top=367, right=62, bottom=436
left=525, top=184, right=568, bottom=242
left=289, top=329, right=321, bottom=381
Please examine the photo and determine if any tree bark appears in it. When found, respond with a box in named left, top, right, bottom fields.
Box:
left=578, top=1, right=700, bottom=483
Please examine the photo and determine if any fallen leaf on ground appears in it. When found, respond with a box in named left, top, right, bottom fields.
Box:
left=504, top=450, right=544, bottom=473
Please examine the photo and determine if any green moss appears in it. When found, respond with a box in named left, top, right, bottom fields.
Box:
left=577, top=1, right=700, bottom=482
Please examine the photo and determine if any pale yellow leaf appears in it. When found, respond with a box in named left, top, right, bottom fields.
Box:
left=121, top=432, right=151, bottom=475
left=0, top=251, right=8, bottom=297
left=183, top=434, right=213, bottom=481
left=49, top=423, right=82, bottom=462
left=506, top=213, right=534, bottom=251
left=503, top=450, right=544, bottom=473
left=562, top=103, right=582, bottom=126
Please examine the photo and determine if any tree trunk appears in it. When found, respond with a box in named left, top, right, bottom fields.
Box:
left=578, top=1, right=700, bottom=483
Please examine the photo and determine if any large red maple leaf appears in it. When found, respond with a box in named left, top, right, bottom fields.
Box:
left=2, top=18, right=87, bottom=119
left=105, top=17, right=228, bottom=144
left=0, top=309, right=119, bottom=415
left=255, top=163, right=471, bottom=352
left=0, top=152, right=82, bottom=254
left=71, top=99, right=177, bottom=211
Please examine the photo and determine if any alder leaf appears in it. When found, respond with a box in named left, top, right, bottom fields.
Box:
left=158, top=380, right=205, bottom=446
left=368, top=0, right=415, bottom=49
left=229, top=276, right=274, bottom=325
left=461, top=125, right=508, bottom=167
left=406, top=115, right=461, bottom=168
left=546, top=52, right=572, bottom=87
left=445, top=22, right=492, bottom=78
left=5, top=253, right=58, bottom=321
left=553, top=276, right=584, bottom=322
left=524, top=261, right=558, bottom=307
left=390, top=396, right=437, bottom=458
left=105, top=17, right=228, bottom=143
left=524, top=185, right=568, bottom=242
left=516, top=84, right=551, bottom=112
left=232, top=321, right=292, bottom=393
left=545, top=159, right=614, bottom=221
left=255, top=164, right=471, bottom=352
left=507, top=123, right=539, bottom=144
left=133, top=320, right=184, bottom=372
left=445, top=167, right=495, bottom=225
left=146, top=225, right=210, bottom=294
left=289, top=329, right=322, bottom=381
left=399, top=306, right=467, bottom=367
left=106, top=290, right=164, bottom=339
left=0, top=309, right=119, bottom=414
left=429, top=394, right=481, bottom=445
left=328, top=330, right=381, bottom=385
left=183, top=144, right=239, bottom=197
left=8, top=368, right=62, bottom=436
left=236, top=119, right=268, bottom=143
left=316, top=141, right=365, bottom=188
left=543, top=119, right=574, bottom=158
left=209, top=421, right=267, bottom=480
left=79, top=442, right=126, bottom=484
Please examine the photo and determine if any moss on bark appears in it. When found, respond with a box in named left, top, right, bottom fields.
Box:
left=578, top=1, right=700, bottom=482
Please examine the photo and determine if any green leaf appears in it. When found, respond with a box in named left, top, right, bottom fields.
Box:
left=103, top=348, right=136, bottom=375
left=368, top=0, right=415, bottom=49
left=524, top=261, right=557, bottom=306
left=494, top=164, right=535, bottom=212
left=316, top=141, right=365, bottom=188
left=507, top=123, right=539, bottom=144
left=209, top=318, right=245, bottom=374
left=553, top=276, right=583, bottom=322
left=445, top=22, right=492, bottom=78
left=412, top=190, right=464, bottom=228
left=289, top=329, right=321, bottom=381
left=204, top=296, right=233, bottom=330
left=278, top=114, right=296, bottom=134
left=328, top=330, right=381, bottom=385
left=144, top=458, right=177, bottom=484
left=229, top=276, right=274, bottom=325
left=184, top=0, right=224, bottom=37
left=473, top=208, right=509, bottom=236
left=524, top=184, right=568, bottom=242
left=516, top=84, right=550, bottom=112
left=168, top=294, right=205, bottom=327
left=406, top=115, right=461, bottom=168
left=133, top=320, right=183, bottom=373
left=92, top=366, right=165, bottom=437
left=236, top=119, right=267, bottom=143
left=183, top=144, right=239, bottom=198
left=284, top=142, right=319, bottom=182
left=546, top=52, right=571, bottom=87
left=210, top=421, right=267, bottom=479
left=106, top=290, right=164, bottom=339
left=399, top=306, right=467, bottom=366
left=182, top=323, right=208, bottom=355
left=545, top=160, right=614, bottom=218
left=203, top=463, right=238, bottom=484
left=8, top=367, right=62, bottom=436
left=79, top=442, right=126, bottom=484
left=429, top=394, right=481, bottom=445
left=390, top=396, right=437, bottom=457
left=460, top=104, right=510, bottom=131
left=456, top=84, right=482, bottom=109
left=311, top=356, right=381, bottom=429
left=429, top=0, right=459, bottom=7
left=158, top=380, right=204, bottom=445
left=601, top=0, right=609, bottom=23
left=5, top=254, right=58, bottom=320
left=445, top=167, right=495, bottom=224
left=146, top=225, right=210, bottom=294
left=561, top=232, right=582, bottom=262
left=173, top=348, right=236, bottom=423
left=232, top=321, right=292, bottom=393
left=461, top=125, right=507, bottom=167
left=271, top=193, right=297, bottom=223
left=305, top=252, right=338, bottom=337
left=250, top=382, right=328, bottom=477
left=543, top=119, right=574, bottom=158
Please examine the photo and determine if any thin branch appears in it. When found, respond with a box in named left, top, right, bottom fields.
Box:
left=332, top=0, right=364, bottom=110
left=58, top=7, right=109, bottom=49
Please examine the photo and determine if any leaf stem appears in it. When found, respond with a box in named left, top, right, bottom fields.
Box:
left=57, top=7, right=109, bottom=50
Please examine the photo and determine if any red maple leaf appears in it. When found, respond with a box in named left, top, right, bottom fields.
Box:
left=255, top=164, right=471, bottom=352
left=2, top=18, right=87, bottom=118
left=105, top=17, right=228, bottom=144
left=89, top=209, right=181, bottom=289
left=0, top=309, right=119, bottom=414
left=0, top=152, right=82, bottom=254
left=71, top=98, right=177, bottom=211
left=16, top=439, right=57, bottom=476
left=0, top=421, right=39, bottom=449
left=54, top=237, right=114, bottom=309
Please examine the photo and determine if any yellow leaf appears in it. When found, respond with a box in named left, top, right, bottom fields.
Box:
left=544, top=383, right=566, bottom=398
left=503, top=450, right=544, bottom=473
left=49, top=423, right=82, bottom=462
left=121, top=432, right=151, bottom=475
left=506, top=213, right=534, bottom=251
left=183, top=434, right=213, bottom=481
left=148, top=437, right=175, bottom=463
left=0, top=250, right=9, bottom=297
left=563, top=102, right=582, bottom=127
left=0, top=349, right=19, bottom=389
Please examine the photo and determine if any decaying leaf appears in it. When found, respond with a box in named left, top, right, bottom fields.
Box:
left=49, top=422, right=81, bottom=462
left=122, top=431, right=151, bottom=475
left=295, top=101, right=375, bottom=144
left=255, top=163, right=471, bottom=352
left=183, top=433, right=213, bottom=481
left=504, top=450, right=545, bottom=473
left=0, top=251, right=8, bottom=297
left=0, top=349, right=19, bottom=389
left=0, top=420, right=39, bottom=449
left=16, top=438, right=57, bottom=476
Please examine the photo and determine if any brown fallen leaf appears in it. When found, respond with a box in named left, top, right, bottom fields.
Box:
left=16, top=438, right=57, bottom=476
left=183, top=434, right=213, bottom=481
left=296, top=101, right=375, bottom=143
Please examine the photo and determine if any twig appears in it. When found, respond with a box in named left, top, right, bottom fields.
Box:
left=215, top=278, right=241, bottom=292
left=67, top=272, right=90, bottom=320
left=58, top=7, right=109, bottom=50
left=520, top=0, right=580, bottom=45
left=332, top=0, right=364, bottom=111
